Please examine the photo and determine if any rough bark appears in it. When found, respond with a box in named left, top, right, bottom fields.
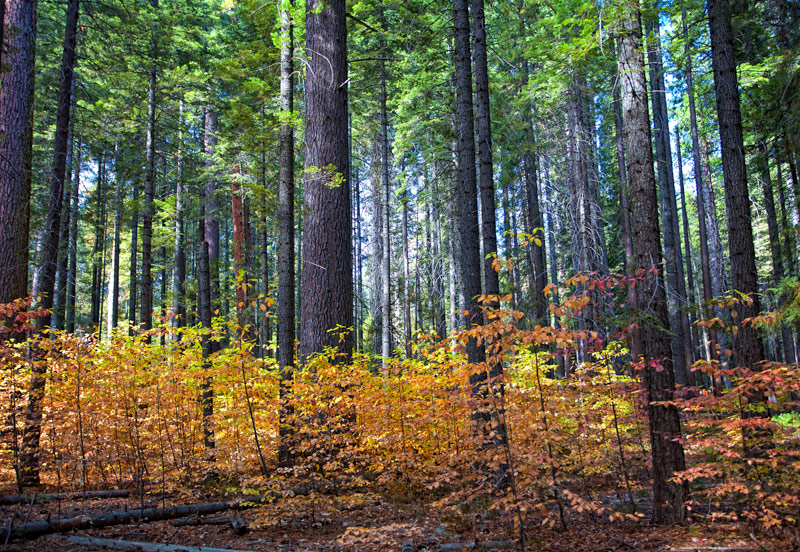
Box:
left=646, top=13, right=693, bottom=385
left=53, top=121, right=74, bottom=331
left=22, top=0, right=78, bottom=487
left=140, top=0, right=158, bottom=334
left=617, top=9, right=687, bottom=524
left=473, top=0, right=500, bottom=300
left=0, top=0, right=36, bottom=307
left=277, top=0, right=295, bottom=465
left=198, top=238, right=215, bottom=452
left=708, top=0, right=765, bottom=371
left=300, top=0, right=353, bottom=361
left=128, top=178, right=139, bottom=333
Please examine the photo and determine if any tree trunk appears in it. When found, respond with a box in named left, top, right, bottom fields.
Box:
left=0, top=0, right=36, bottom=307
left=380, top=58, right=392, bottom=366
left=454, top=0, right=507, bottom=467
left=90, top=153, right=106, bottom=329
left=612, top=43, right=642, bottom=361
left=473, top=0, right=499, bottom=300
left=204, top=107, right=221, bottom=326
left=21, top=0, right=78, bottom=487
left=300, top=0, right=353, bottom=361
left=277, top=0, right=295, bottom=464
left=128, top=178, right=139, bottom=333
left=108, top=143, right=122, bottom=336
left=617, top=9, right=687, bottom=524
left=53, top=120, right=74, bottom=331
left=675, top=128, right=701, bottom=366
left=522, top=62, right=548, bottom=325
left=66, top=140, right=80, bottom=333
left=172, top=101, right=187, bottom=331
left=708, top=0, right=767, bottom=454
left=402, top=189, right=412, bottom=358
left=646, top=13, right=693, bottom=385
left=198, top=236, right=215, bottom=453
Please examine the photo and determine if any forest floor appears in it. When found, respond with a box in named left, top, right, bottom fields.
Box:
left=1, top=482, right=797, bottom=552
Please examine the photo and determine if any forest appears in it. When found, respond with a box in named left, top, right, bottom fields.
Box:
left=0, top=0, right=799, bottom=549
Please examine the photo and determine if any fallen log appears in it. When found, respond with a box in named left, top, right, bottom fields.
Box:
left=0, top=490, right=287, bottom=542
left=0, top=489, right=129, bottom=506
left=49, top=535, right=256, bottom=552
left=438, top=541, right=517, bottom=550
left=173, top=514, right=248, bottom=535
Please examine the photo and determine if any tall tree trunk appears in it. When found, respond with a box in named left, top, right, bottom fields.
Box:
left=141, top=0, right=158, bottom=334
left=708, top=0, right=767, bottom=453
left=66, top=140, right=80, bottom=333
left=380, top=58, right=392, bottom=366
left=23, top=0, right=78, bottom=487
left=612, top=44, right=642, bottom=361
left=646, top=13, right=693, bottom=385
left=473, top=0, right=499, bottom=300
left=108, top=143, right=122, bottom=336
left=0, top=0, right=36, bottom=307
left=53, top=120, right=74, bottom=331
left=522, top=62, right=548, bottom=325
left=197, top=236, right=215, bottom=453
left=682, top=8, right=720, bottom=366
left=454, top=0, right=507, bottom=468
left=90, top=153, right=106, bottom=328
left=277, top=0, right=295, bottom=464
left=675, top=128, right=701, bottom=364
left=231, top=169, right=254, bottom=340
left=300, top=0, right=353, bottom=361
left=128, top=179, right=139, bottom=333
left=617, top=8, right=687, bottom=524
left=173, top=101, right=187, bottom=331
left=204, top=107, right=221, bottom=327
left=402, top=189, right=412, bottom=358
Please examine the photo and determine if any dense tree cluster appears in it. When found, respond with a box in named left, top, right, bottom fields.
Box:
left=1, top=0, right=799, bottom=526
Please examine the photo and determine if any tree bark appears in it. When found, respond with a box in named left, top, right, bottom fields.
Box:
left=300, top=0, right=353, bottom=361
left=108, top=143, right=122, bottom=336
left=708, top=0, right=764, bottom=371
left=128, top=177, right=139, bottom=333
left=277, top=0, right=295, bottom=465
left=22, top=0, right=78, bottom=487
left=66, top=140, right=80, bottom=333
left=646, top=13, right=693, bottom=385
left=617, top=8, right=687, bottom=524
left=380, top=57, right=392, bottom=366
left=198, top=238, right=215, bottom=452
left=172, top=101, right=186, bottom=331
left=0, top=0, right=36, bottom=307
left=53, top=120, right=74, bottom=331
left=473, top=0, right=500, bottom=300
left=522, top=62, right=548, bottom=325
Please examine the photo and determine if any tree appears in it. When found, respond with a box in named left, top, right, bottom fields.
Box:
left=616, top=3, right=687, bottom=523
left=0, top=0, right=37, bottom=308
left=277, top=0, right=295, bottom=465
left=300, top=0, right=353, bottom=361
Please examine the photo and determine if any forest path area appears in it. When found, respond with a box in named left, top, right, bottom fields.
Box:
left=0, top=486, right=792, bottom=552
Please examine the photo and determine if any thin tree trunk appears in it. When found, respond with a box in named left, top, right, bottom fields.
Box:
left=21, top=0, right=78, bottom=487
left=53, top=120, right=74, bottom=331
left=173, top=104, right=186, bottom=331
left=197, top=236, right=215, bottom=453
left=108, top=143, right=122, bottom=336
left=380, top=58, right=392, bottom=366
left=617, top=8, right=687, bottom=524
left=140, top=0, right=158, bottom=335
left=66, top=139, right=80, bottom=333
left=204, top=107, right=221, bottom=330
left=646, top=13, right=692, bottom=385
left=402, top=188, right=412, bottom=358
left=128, top=178, right=139, bottom=333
